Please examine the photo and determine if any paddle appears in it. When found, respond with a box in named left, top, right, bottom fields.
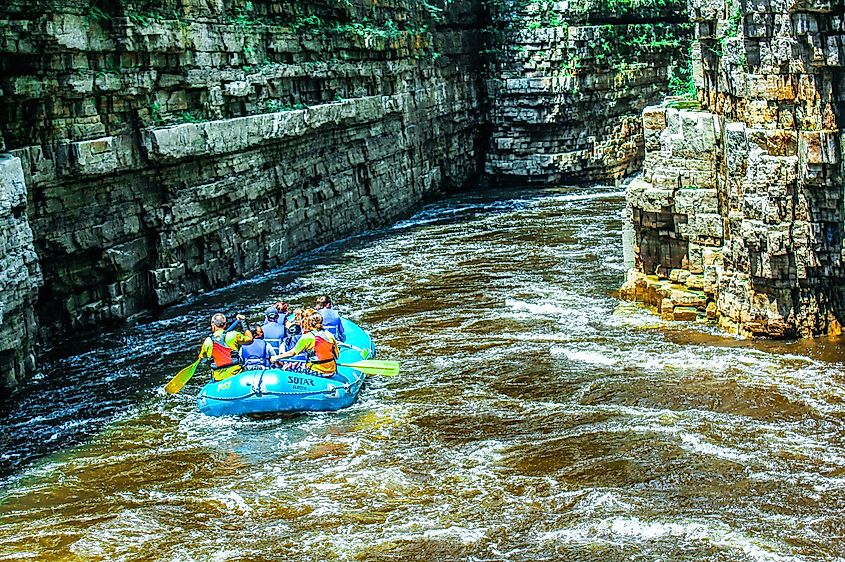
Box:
left=164, top=319, right=240, bottom=394
left=164, top=359, right=201, bottom=394
left=340, top=359, right=399, bottom=377
left=338, top=341, right=370, bottom=359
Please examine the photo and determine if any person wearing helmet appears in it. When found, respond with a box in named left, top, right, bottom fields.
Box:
left=198, top=313, right=253, bottom=381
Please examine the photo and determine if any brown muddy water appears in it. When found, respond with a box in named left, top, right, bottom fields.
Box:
left=1, top=187, right=844, bottom=561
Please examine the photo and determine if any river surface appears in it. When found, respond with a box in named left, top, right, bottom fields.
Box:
left=1, top=187, right=844, bottom=561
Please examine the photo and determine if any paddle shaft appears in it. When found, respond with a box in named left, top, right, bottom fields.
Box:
left=338, top=341, right=368, bottom=353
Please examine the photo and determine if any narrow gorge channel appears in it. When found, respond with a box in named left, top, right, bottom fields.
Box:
left=2, top=187, right=843, bottom=560
left=2, top=0, right=845, bottom=558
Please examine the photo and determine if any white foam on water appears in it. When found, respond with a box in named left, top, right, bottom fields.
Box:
left=539, top=516, right=803, bottom=562
left=303, top=498, right=344, bottom=519
left=577, top=400, right=845, bottom=471
left=309, top=481, right=345, bottom=491
left=748, top=429, right=845, bottom=467
left=545, top=190, right=626, bottom=203
left=69, top=508, right=167, bottom=560
left=210, top=549, right=250, bottom=562
left=548, top=337, right=845, bottom=419
left=504, top=295, right=609, bottom=336
left=422, top=525, right=487, bottom=544
left=209, top=491, right=252, bottom=514
left=506, top=299, right=573, bottom=317
left=495, top=331, right=579, bottom=344
left=534, top=404, right=765, bottom=466
left=570, top=490, right=635, bottom=515
left=678, top=432, right=755, bottom=462
left=750, top=469, right=845, bottom=493
left=551, top=346, right=618, bottom=366
left=0, top=551, right=41, bottom=560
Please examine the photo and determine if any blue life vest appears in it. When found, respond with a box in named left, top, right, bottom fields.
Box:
left=262, top=320, right=285, bottom=353
left=239, top=339, right=272, bottom=368
left=318, top=308, right=345, bottom=342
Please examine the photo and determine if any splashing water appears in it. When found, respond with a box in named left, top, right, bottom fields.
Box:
left=0, top=187, right=843, bottom=561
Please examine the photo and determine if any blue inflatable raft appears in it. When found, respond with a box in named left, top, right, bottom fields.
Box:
left=197, top=317, right=374, bottom=417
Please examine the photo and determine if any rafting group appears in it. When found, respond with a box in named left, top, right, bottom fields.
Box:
left=200, top=295, right=348, bottom=382
left=164, top=295, right=398, bottom=417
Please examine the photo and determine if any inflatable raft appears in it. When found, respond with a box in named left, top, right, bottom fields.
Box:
left=197, top=317, right=374, bottom=417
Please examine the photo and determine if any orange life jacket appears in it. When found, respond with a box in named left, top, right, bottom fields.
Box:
left=307, top=330, right=339, bottom=372
left=210, top=332, right=237, bottom=369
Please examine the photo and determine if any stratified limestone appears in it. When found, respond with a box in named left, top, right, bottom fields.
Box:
left=0, top=155, right=43, bottom=393
left=0, top=0, right=485, bottom=389
left=622, top=0, right=845, bottom=337
left=483, top=0, right=692, bottom=184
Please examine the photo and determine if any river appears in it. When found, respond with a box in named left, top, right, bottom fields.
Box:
left=1, top=187, right=844, bottom=561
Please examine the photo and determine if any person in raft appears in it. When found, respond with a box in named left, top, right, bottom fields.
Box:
left=239, top=325, right=275, bottom=370
left=284, top=308, right=304, bottom=348
left=315, top=295, right=345, bottom=342
left=272, top=312, right=339, bottom=377
left=262, top=302, right=287, bottom=354
left=199, top=313, right=253, bottom=381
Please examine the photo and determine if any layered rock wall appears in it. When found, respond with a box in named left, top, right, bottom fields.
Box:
left=0, top=155, right=42, bottom=390
left=0, top=0, right=484, bottom=390
left=483, top=0, right=692, bottom=184
left=622, top=0, right=845, bottom=337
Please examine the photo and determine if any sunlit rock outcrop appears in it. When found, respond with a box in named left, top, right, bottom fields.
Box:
left=622, top=0, right=845, bottom=337
left=0, top=154, right=42, bottom=391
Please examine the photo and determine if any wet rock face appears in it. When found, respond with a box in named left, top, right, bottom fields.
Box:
left=0, top=155, right=42, bottom=392
left=623, top=0, right=845, bottom=337
left=0, top=0, right=485, bottom=390
left=483, top=0, right=692, bottom=184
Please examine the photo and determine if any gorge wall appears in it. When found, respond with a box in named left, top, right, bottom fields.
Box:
left=621, top=0, right=845, bottom=337
left=8, top=0, right=843, bottom=393
left=0, top=0, right=696, bottom=392
left=483, top=0, right=691, bottom=184
left=0, top=0, right=486, bottom=391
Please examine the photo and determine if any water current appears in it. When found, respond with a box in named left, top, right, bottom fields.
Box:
left=1, top=187, right=844, bottom=561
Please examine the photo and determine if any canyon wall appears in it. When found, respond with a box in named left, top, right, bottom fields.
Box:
left=483, top=0, right=692, bottom=184
left=0, top=0, right=484, bottom=391
left=622, top=0, right=845, bottom=337
left=1, top=0, right=698, bottom=392
left=0, top=154, right=42, bottom=390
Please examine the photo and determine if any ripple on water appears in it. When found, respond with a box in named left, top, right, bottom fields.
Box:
left=1, top=187, right=844, bottom=561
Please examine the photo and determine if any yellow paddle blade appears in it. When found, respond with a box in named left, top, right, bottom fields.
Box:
left=164, top=359, right=202, bottom=394
left=340, top=360, right=400, bottom=377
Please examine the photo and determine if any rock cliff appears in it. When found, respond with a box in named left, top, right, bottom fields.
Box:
left=0, top=0, right=702, bottom=392
left=0, top=0, right=485, bottom=391
left=621, top=0, right=845, bottom=337
left=483, top=0, right=692, bottom=183
left=0, top=155, right=42, bottom=390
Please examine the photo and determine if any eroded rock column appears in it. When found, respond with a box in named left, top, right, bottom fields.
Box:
left=622, top=0, right=845, bottom=337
